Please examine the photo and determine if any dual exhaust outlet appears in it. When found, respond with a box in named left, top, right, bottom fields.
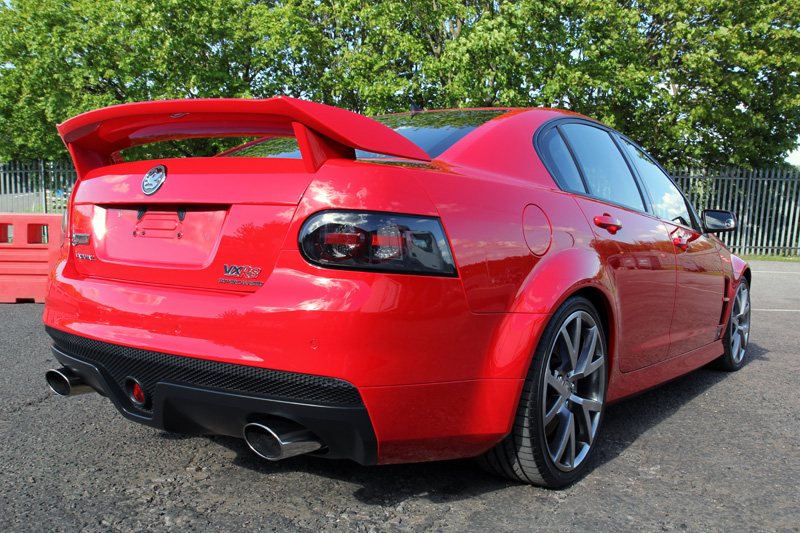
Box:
left=45, top=367, right=324, bottom=461
left=243, top=420, right=324, bottom=461
left=45, top=367, right=94, bottom=397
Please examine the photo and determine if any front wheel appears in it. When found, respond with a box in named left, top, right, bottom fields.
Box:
left=478, top=296, right=608, bottom=487
left=713, top=277, right=751, bottom=371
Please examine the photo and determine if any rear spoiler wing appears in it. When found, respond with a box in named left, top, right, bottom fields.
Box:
left=57, top=96, right=431, bottom=179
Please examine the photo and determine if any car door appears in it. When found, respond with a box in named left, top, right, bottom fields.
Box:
left=541, top=123, right=678, bottom=372
left=618, top=139, right=726, bottom=358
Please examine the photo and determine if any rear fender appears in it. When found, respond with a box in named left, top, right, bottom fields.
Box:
left=505, top=247, right=617, bottom=375
left=478, top=247, right=616, bottom=438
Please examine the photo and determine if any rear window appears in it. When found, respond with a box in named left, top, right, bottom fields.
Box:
left=221, top=109, right=507, bottom=160
left=221, top=137, right=302, bottom=159
left=362, top=110, right=507, bottom=158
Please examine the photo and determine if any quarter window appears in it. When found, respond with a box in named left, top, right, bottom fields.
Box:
left=560, top=124, right=645, bottom=211
left=539, top=128, right=586, bottom=193
left=621, top=140, right=693, bottom=227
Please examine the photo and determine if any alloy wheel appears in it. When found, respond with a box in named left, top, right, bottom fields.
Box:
left=542, top=310, right=606, bottom=472
left=730, top=282, right=751, bottom=364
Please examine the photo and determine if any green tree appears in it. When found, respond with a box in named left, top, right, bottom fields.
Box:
left=0, top=0, right=279, bottom=159
left=1, top=0, right=798, bottom=169
left=566, top=0, right=800, bottom=169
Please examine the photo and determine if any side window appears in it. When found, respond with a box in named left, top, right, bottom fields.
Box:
left=621, top=140, right=693, bottom=228
left=538, top=128, right=586, bottom=193
left=560, top=124, right=645, bottom=211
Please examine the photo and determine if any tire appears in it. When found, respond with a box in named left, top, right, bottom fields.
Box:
left=713, top=277, right=751, bottom=372
left=478, top=296, right=608, bottom=488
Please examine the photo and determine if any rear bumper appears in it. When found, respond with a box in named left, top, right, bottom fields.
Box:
left=48, top=327, right=525, bottom=465
left=49, top=334, right=378, bottom=465
left=44, top=254, right=546, bottom=463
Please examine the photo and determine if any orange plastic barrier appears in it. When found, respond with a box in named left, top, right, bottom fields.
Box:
left=0, top=213, right=63, bottom=303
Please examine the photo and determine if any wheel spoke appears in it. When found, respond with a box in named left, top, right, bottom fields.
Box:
left=546, top=371, right=562, bottom=391
left=573, top=324, right=598, bottom=378
left=559, top=321, right=580, bottom=371
left=569, top=315, right=581, bottom=370
left=544, top=372, right=569, bottom=424
left=731, top=331, right=741, bottom=359
left=572, top=396, right=602, bottom=445
left=550, top=410, right=576, bottom=467
left=739, top=302, right=750, bottom=323
left=584, top=353, right=604, bottom=378
left=545, top=397, right=567, bottom=425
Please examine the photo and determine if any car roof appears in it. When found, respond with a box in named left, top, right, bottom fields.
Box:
left=412, top=108, right=590, bottom=187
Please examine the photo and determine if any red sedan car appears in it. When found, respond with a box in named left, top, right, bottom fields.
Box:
left=44, top=97, right=751, bottom=488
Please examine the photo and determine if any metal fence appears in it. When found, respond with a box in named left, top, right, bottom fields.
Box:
left=673, top=167, right=800, bottom=256
left=2, top=160, right=799, bottom=255
left=0, top=161, right=75, bottom=214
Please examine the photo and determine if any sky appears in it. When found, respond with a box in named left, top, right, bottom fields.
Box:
left=787, top=144, right=800, bottom=167
left=786, top=136, right=800, bottom=167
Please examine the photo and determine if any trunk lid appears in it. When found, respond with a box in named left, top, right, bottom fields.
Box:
left=58, top=96, right=431, bottom=292
left=69, top=158, right=308, bottom=292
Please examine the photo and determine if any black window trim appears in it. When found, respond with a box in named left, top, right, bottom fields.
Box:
left=533, top=117, right=650, bottom=216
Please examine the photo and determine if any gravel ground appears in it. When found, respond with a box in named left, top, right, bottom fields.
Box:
left=0, top=260, right=798, bottom=532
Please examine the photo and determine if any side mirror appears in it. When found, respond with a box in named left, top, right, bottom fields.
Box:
left=703, top=209, right=737, bottom=233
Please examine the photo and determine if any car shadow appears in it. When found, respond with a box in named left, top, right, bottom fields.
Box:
left=586, top=341, right=768, bottom=477
left=167, top=342, right=767, bottom=502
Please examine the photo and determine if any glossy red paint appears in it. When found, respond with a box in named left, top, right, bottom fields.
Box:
left=573, top=196, right=679, bottom=372
left=361, top=379, right=524, bottom=464
left=665, top=222, right=726, bottom=358
left=45, top=98, right=749, bottom=468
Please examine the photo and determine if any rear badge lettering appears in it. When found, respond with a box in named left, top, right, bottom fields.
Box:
left=71, top=233, right=90, bottom=246
left=75, top=253, right=96, bottom=261
left=142, top=165, right=167, bottom=196
left=220, top=264, right=264, bottom=286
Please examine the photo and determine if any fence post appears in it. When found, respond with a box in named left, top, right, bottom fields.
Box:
left=40, top=159, right=47, bottom=213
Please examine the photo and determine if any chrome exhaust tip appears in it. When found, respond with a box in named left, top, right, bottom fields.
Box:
left=243, top=420, right=324, bottom=461
left=45, top=367, right=93, bottom=396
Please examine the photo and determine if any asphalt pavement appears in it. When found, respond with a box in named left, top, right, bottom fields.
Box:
left=0, top=260, right=798, bottom=532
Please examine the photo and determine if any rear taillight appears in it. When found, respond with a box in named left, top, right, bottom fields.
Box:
left=299, top=211, right=457, bottom=276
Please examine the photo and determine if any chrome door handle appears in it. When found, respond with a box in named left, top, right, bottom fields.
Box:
left=593, top=215, right=622, bottom=235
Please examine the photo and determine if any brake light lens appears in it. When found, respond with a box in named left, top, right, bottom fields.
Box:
left=299, top=211, right=457, bottom=276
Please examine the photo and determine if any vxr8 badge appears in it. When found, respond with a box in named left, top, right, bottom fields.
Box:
left=219, top=264, right=263, bottom=286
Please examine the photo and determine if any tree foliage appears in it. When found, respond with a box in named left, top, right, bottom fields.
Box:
left=1, top=0, right=798, bottom=168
